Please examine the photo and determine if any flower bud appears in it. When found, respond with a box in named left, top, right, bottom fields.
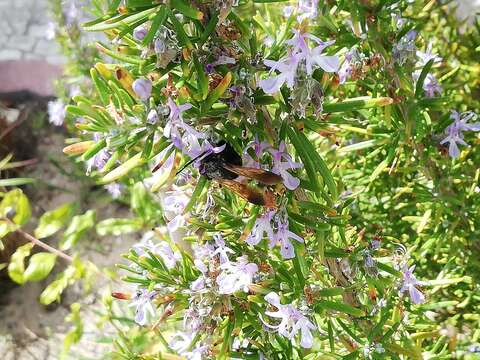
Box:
left=132, top=78, right=152, bottom=100
left=63, top=141, right=94, bottom=155
left=133, top=25, right=148, bottom=41
left=147, top=109, right=159, bottom=124
left=111, top=292, right=131, bottom=300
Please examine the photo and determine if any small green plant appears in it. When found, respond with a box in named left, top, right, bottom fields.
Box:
left=0, top=152, right=99, bottom=305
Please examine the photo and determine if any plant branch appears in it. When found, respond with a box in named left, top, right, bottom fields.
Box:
left=18, top=227, right=74, bottom=262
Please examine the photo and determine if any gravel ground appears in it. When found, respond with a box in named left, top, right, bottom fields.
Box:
left=0, top=100, right=137, bottom=359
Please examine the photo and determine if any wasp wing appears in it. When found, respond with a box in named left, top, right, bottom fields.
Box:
left=216, top=179, right=277, bottom=208
left=223, top=165, right=282, bottom=185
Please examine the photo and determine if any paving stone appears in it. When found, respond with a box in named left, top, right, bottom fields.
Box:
left=0, top=49, right=21, bottom=60
left=28, top=23, right=50, bottom=38
left=0, top=18, right=13, bottom=35
left=12, top=0, right=28, bottom=8
left=9, top=35, right=36, bottom=52
left=11, top=20, right=29, bottom=35
left=33, top=38, right=60, bottom=56
left=23, top=53, right=44, bottom=61
left=46, top=54, right=66, bottom=65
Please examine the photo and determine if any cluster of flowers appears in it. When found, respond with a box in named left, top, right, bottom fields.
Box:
left=128, top=230, right=318, bottom=351
left=126, top=230, right=427, bottom=357
left=259, top=30, right=340, bottom=95
left=246, top=208, right=304, bottom=259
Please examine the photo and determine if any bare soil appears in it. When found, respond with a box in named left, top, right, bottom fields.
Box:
left=0, top=94, right=138, bottom=359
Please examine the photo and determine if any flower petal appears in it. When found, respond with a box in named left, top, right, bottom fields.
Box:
left=259, top=74, right=287, bottom=94
left=265, top=292, right=281, bottom=307
left=409, top=286, right=425, bottom=304
left=448, top=141, right=460, bottom=158
left=281, top=170, right=300, bottom=190
left=280, top=238, right=295, bottom=259
left=300, top=324, right=314, bottom=348
left=288, top=230, right=304, bottom=243
left=314, top=55, right=340, bottom=73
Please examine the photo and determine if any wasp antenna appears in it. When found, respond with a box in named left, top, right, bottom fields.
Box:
left=175, top=152, right=207, bottom=176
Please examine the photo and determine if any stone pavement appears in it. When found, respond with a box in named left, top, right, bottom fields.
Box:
left=0, top=0, right=64, bottom=96
left=0, top=0, right=63, bottom=64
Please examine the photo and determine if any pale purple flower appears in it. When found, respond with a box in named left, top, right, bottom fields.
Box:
left=468, top=344, right=480, bottom=354
left=132, top=232, right=158, bottom=256
left=132, top=78, right=152, bottom=100
left=164, top=98, right=202, bottom=148
left=399, top=265, right=425, bottom=304
left=133, top=25, right=148, bottom=41
left=275, top=219, right=304, bottom=259
left=405, top=29, right=418, bottom=41
left=248, top=209, right=303, bottom=259
left=129, top=288, right=157, bottom=325
left=423, top=73, right=442, bottom=98
left=216, top=255, right=258, bottom=294
left=156, top=241, right=182, bottom=268
left=193, top=243, right=215, bottom=273
left=205, top=55, right=236, bottom=73
left=190, top=275, right=206, bottom=291
left=269, top=141, right=303, bottom=190
left=283, top=5, right=295, bottom=17
left=261, top=292, right=316, bottom=348
left=246, top=210, right=275, bottom=246
left=243, top=136, right=271, bottom=168
left=165, top=98, right=192, bottom=132
left=104, top=183, right=122, bottom=199
left=363, top=250, right=375, bottom=268
left=132, top=232, right=181, bottom=269
left=338, top=48, right=361, bottom=84
left=259, top=51, right=301, bottom=94
left=370, top=239, right=381, bottom=250
left=63, top=0, right=79, bottom=25
left=86, top=133, right=110, bottom=175
left=440, top=110, right=480, bottom=158
left=394, top=13, right=407, bottom=29
left=163, top=189, right=190, bottom=232
left=147, top=109, right=159, bottom=124
left=416, top=43, right=442, bottom=67
left=69, top=84, right=81, bottom=98
left=170, top=332, right=209, bottom=360
left=163, top=98, right=210, bottom=158
left=393, top=30, right=417, bottom=65
left=297, top=0, right=319, bottom=21
left=47, top=99, right=65, bottom=126
left=179, top=132, right=204, bottom=158
left=211, top=233, right=234, bottom=264
left=413, top=67, right=442, bottom=98
left=286, top=30, right=339, bottom=75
